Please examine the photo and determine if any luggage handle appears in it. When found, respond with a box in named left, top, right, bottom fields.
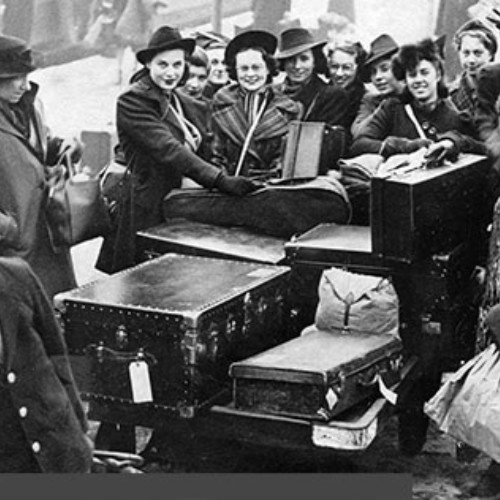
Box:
left=85, top=342, right=158, bottom=366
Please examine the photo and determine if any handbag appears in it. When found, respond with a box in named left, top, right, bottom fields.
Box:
left=45, top=152, right=112, bottom=249
left=314, top=267, right=400, bottom=338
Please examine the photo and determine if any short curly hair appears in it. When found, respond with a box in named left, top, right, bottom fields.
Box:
left=392, top=38, right=448, bottom=98
left=226, top=45, right=278, bottom=83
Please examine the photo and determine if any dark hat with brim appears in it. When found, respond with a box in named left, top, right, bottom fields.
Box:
left=194, top=30, right=230, bottom=50
left=225, top=30, right=277, bottom=65
left=361, top=33, right=398, bottom=82
left=0, top=35, right=37, bottom=78
left=276, top=28, right=327, bottom=60
left=136, top=26, right=195, bottom=65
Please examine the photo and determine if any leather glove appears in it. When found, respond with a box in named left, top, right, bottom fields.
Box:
left=381, top=137, right=432, bottom=157
left=214, top=172, right=261, bottom=196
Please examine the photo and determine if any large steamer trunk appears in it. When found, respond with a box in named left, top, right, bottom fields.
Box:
left=55, top=254, right=292, bottom=426
left=371, top=153, right=488, bottom=262
left=230, top=327, right=404, bottom=421
left=284, top=223, right=478, bottom=370
left=135, top=218, right=287, bottom=265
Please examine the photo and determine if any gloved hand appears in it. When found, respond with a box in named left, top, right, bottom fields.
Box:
left=214, top=172, right=261, bottom=196
left=424, top=139, right=457, bottom=166
left=381, top=137, right=432, bottom=157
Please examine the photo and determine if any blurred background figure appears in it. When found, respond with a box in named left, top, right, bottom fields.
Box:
left=194, top=31, right=231, bottom=101
left=327, top=39, right=367, bottom=130
left=450, top=19, right=497, bottom=118
left=181, top=46, right=210, bottom=101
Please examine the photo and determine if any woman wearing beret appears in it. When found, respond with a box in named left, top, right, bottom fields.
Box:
left=0, top=35, right=80, bottom=299
left=351, top=38, right=485, bottom=159
left=450, top=19, right=497, bottom=118
left=351, top=34, right=403, bottom=138
left=0, top=213, right=92, bottom=473
left=96, top=26, right=258, bottom=273
left=210, top=30, right=302, bottom=181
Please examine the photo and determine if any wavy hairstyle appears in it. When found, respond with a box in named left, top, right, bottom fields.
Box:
left=226, top=45, right=278, bottom=83
left=392, top=38, right=448, bottom=100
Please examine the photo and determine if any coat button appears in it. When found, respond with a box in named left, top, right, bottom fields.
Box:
left=7, top=372, right=16, bottom=384
left=32, top=441, right=41, bottom=453
left=19, top=407, right=28, bottom=418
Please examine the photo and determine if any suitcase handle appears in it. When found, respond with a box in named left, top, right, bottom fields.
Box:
left=85, top=343, right=158, bottom=366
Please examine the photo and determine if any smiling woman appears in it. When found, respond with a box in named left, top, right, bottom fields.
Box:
left=350, top=38, right=486, bottom=160
left=210, top=30, right=302, bottom=180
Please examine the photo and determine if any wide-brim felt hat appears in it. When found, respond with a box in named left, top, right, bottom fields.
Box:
left=0, top=35, right=37, bottom=78
left=136, top=26, right=195, bottom=65
left=225, top=30, right=277, bottom=65
left=361, top=33, right=398, bottom=82
left=276, top=28, right=327, bottom=59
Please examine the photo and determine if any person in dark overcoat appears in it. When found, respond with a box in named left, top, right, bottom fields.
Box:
left=96, top=26, right=258, bottom=273
left=0, top=213, right=92, bottom=473
left=326, top=40, right=367, bottom=131
left=350, top=38, right=486, bottom=159
left=0, top=35, right=79, bottom=299
left=274, top=27, right=350, bottom=171
left=351, top=34, right=403, bottom=138
left=210, top=30, right=302, bottom=181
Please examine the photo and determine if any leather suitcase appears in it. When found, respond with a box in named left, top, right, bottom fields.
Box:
left=55, top=254, right=292, bottom=424
left=230, top=327, right=404, bottom=421
left=371, top=153, right=488, bottom=262
left=135, top=218, right=287, bottom=265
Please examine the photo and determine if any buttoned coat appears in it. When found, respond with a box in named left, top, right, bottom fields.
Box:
left=210, top=83, right=302, bottom=179
left=0, top=83, right=76, bottom=299
left=96, top=71, right=222, bottom=273
left=0, top=256, right=91, bottom=473
left=350, top=95, right=486, bottom=157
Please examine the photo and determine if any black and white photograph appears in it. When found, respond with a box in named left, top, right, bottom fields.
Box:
left=1, top=1, right=500, bottom=499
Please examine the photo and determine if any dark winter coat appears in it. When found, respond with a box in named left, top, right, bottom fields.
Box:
left=0, top=82, right=76, bottom=299
left=277, top=74, right=350, bottom=128
left=0, top=256, right=91, bottom=473
left=210, top=83, right=302, bottom=180
left=475, top=63, right=500, bottom=148
left=96, top=72, right=221, bottom=273
left=350, top=95, right=486, bottom=158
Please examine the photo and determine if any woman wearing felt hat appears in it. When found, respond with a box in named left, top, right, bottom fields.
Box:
left=351, top=34, right=404, bottom=137
left=275, top=28, right=350, bottom=130
left=96, top=26, right=259, bottom=273
left=0, top=35, right=82, bottom=299
left=210, top=30, right=302, bottom=181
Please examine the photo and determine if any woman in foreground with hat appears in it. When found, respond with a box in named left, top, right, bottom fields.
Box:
left=0, top=35, right=81, bottom=299
left=210, top=30, right=302, bottom=181
left=351, top=34, right=404, bottom=138
left=275, top=28, right=349, bottom=129
left=96, top=26, right=258, bottom=273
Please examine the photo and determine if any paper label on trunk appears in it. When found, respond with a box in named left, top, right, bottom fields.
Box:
left=129, top=360, right=153, bottom=403
left=377, top=374, right=398, bottom=405
left=326, top=388, right=339, bottom=410
left=312, top=418, right=378, bottom=450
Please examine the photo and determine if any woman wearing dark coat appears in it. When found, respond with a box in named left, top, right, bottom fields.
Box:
left=274, top=28, right=350, bottom=171
left=210, top=30, right=302, bottom=181
left=350, top=38, right=485, bottom=159
left=0, top=35, right=78, bottom=299
left=96, top=26, right=258, bottom=273
left=0, top=214, right=92, bottom=473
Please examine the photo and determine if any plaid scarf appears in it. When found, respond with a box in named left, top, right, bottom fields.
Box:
left=450, top=73, right=476, bottom=116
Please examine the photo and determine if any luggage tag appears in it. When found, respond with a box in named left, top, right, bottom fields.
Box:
left=376, top=374, right=398, bottom=405
left=129, top=359, right=153, bottom=404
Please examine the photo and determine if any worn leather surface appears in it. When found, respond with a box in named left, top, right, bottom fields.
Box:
left=137, top=218, right=287, bottom=264
left=58, top=254, right=289, bottom=312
